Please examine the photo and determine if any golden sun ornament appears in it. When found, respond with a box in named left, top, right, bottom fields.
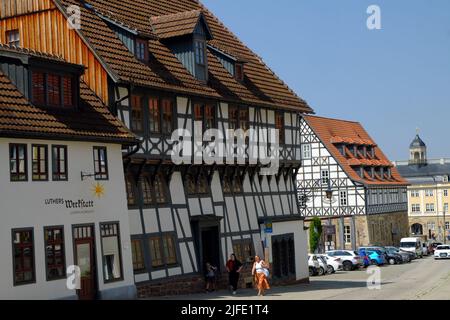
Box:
left=91, top=182, right=105, bottom=199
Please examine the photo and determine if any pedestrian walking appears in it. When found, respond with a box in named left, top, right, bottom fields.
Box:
left=226, top=254, right=243, bottom=295
left=205, top=262, right=217, bottom=293
left=252, top=255, right=270, bottom=296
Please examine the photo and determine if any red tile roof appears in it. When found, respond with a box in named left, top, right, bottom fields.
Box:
left=304, top=115, right=408, bottom=186
left=0, top=47, right=136, bottom=144
left=54, top=0, right=313, bottom=113
left=150, top=10, right=206, bottom=40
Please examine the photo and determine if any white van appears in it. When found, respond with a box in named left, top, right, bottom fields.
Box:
left=400, top=237, right=423, bottom=258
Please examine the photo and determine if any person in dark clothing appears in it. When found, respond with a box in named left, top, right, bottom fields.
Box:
left=226, top=254, right=243, bottom=295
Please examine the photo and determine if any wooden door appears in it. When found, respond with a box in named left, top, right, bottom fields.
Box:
left=73, top=226, right=97, bottom=300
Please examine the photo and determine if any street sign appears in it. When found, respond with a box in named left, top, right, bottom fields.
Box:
left=264, top=221, right=273, bottom=233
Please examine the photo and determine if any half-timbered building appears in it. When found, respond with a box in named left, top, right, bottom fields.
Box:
left=0, top=0, right=314, bottom=297
left=297, top=116, right=409, bottom=251
left=0, top=44, right=137, bottom=299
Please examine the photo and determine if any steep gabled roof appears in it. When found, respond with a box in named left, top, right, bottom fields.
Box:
left=304, top=115, right=408, bottom=186
left=53, top=0, right=313, bottom=112
left=0, top=47, right=136, bottom=144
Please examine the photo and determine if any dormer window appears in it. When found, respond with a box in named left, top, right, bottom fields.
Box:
left=135, top=38, right=149, bottom=63
left=31, top=70, right=76, bottom=108
left=6, top=29, right=20, bottom=47
left=235, top=63, right=244, bottom=82
left=194, top=39, right=207, bottom=82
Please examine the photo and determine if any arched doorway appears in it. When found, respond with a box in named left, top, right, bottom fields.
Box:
left=411, top=223, right=423, bottom=236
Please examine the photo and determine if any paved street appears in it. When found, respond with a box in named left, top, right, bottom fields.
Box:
left=153, top=257, right=450, bottom=300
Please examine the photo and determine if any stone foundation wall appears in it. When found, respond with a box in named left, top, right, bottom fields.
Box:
left=409, top=215, right=448, bottom=242
left=305, top=211, right=410, bottom=252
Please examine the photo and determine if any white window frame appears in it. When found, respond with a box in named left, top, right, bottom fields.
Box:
left=321, top=170, right=329, bottom=185
left=340, top=190, right=348, bottom=206
left=344, top=225, right=351, bottom=244
left=411, top=204, right=421, bottom=213
left=301, top=144, right=311, bottom=160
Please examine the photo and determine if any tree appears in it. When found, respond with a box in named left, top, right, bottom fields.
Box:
left=309, top=217, right=323, bottom=253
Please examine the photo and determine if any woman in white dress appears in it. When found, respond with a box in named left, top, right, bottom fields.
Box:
left=252, top=255, right=270, bottom=296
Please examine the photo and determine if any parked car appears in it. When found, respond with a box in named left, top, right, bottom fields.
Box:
left=400, top=237, right=423, bottom=258
left=326, top=250, right=363, bottom=271
left=357, top=249, right=371, bottom=267
left=320, top=254, right=343, bottom=273
left=385, top=246, right=411, bottom=263
left=434, top=245, right=450, bottom=260
left=364, top=249, right=386, bottom=266
left=308, top=254, right=320, bottom=276
left=360, top=246, right=402, bottom=265
left=430, top=242, right=443, bottom=255
left=316, top=255, right=329, bottom=276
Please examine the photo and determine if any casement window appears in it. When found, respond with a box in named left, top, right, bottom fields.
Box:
left=229, top=105, right=249, bottom=131
left=222, top=175, right=243, bottom=194
left=411, top=204, right=421, bottom=213
left=340, top=191, right=348, bottom=206
left=153, top=174, right=167, bottom=204
left=126, top=176, right=137, bottom=206
left=444, top=203, right=448, bottom=213
left=6, top=29, right=20, bottom=46
left=100, top=223, right=123, bottom=283
left=31, top=71, right=76, bottom=108
left=93, top=147, right=108, bottom=180
left=130, top=95, right=144, bottom=133
left=131, top=239, right=145, bottom=273
left=149, top=233, right=178, bottom=268
left=446, top=222, right=450, bottom=230
left=232, top=239, right=254, bottom=263
left=12, top=229, right=35, bottom=285
left=426, top=203, right=435, bottom=213
left=275, top=111, right=285, bottom=144
left=140, top=174, right=168, bottom=206
left=302, top=144, right=311, bottom=160
left=428, top=222, right=436, bottom=231
left=411, top=190, right=420, bottom=198
left=44, top=227, right=66, bottom=281
left=32, top=145, right=48, bottom=181
left=194, top=102, right=216, bottom=131
left=444, top=190, right=448, bottom=197
left=149, top=236, right=163, bottom=268
left=52, top=145, right=68, bottom=181
left=321, top=170, right=329, bottom=185
left=194, top=39, right=207, bottom=81
left=425, top=189, right=434, bottom=197
left=235, top=63, right=244, bottom=82
left=229, top=106, right=238, bottom=130
left=148, top=97, right=160, bottom=133
left=140, top=176, right=153, bottom=205
left=344, top=226, right=351, bottom=244
left=135, top=38, right=149, bottom=63
left=185, top=173, right=209, bottom=195
left=9, top=143, right=27, bottom=181
left=161, top=99, right=174, bottom=134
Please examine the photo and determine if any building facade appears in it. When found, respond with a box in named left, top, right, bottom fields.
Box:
left=297, top=116, right=409, bottom=251
left=0, top=45, right=137, bottom=299
left=0, top=0, right=313, bottom=297
left=394, top=135, right=450, bottom=243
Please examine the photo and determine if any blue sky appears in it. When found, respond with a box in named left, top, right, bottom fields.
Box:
left=202, top=0, right=450, bottom=160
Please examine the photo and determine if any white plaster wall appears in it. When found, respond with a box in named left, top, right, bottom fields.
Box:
left=265, top=220, right=309, bottom=281
left=0, top=138, right=134, bottom=299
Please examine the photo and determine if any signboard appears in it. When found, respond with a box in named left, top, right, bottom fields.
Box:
left=324, top=225, right=336, bottom=236
left=264, top=221, right=273, bottom=234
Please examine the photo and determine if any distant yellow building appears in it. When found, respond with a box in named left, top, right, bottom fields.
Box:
left=394, top=135, right=450, bottom=243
